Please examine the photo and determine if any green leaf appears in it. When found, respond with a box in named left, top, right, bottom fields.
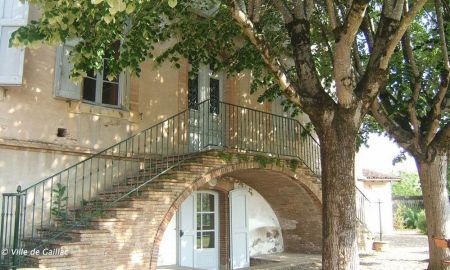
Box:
left=168, top=0, right=177, bottom=8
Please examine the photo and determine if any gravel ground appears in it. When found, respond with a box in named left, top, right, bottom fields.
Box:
left=360, top=230, right=429, bottom=270
left=290, top=230, right=430, bottom=270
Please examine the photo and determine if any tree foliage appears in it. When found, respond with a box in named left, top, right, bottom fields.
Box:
left=392, top=172, right=422, bottom=196
left=369, top=1, right=450, bottom=161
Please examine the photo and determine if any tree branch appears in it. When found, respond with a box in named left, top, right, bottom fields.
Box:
left=379, top=0, right=428, bottom=69
left=333, top=0, right=369, bottom=107
left=402, top=30, right=421, bottom=139
left=270, top=0, right=293, bottom=23
left=292, top=0, right=314, bottom=20
left=423, top=0, right=450, bottom=146
left=371, top=99, right=416, bottom=154
left=325, top=0, right=338, bottom=30
left=435, top=0, right=450, bottom=67
left=433, top=122, right=450, bottom=149
left=229, top=0, right=305, bottom=108
left=252, top=0, right=262, bottom=23
left=355, top=0, right=406, bottom=105
left=286, top=18, right=333, bottom=103
left=248, top=0, right=255, bottom=20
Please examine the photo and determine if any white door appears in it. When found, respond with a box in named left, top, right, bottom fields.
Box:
left=230, top=189, right=249, bottom=269
left=179, top=191, right=219, bottom=270
left=179, top=194, right=195, bottom=267
left=188, top=64, right=223, bottom=151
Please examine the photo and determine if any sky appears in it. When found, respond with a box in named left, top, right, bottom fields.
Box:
left=355, top=134, right=418, bottom=176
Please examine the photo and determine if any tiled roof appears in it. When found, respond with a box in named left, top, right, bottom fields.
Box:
left=358, top=169, right=401, bottom=182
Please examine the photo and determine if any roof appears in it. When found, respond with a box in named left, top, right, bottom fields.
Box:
left=357, top=169, right=401, bottom=182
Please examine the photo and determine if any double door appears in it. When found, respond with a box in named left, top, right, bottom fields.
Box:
left=188, top=65, right=223, bottom=151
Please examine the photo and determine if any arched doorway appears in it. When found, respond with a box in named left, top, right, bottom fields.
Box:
left=152, top=158, right=322, bottom=270
left=157, top=180, right=287, bottom=270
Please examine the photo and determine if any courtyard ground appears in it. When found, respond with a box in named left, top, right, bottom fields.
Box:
left=241, top=230, right=429, bottom=270
left=359, top=230, right=429, bottom=270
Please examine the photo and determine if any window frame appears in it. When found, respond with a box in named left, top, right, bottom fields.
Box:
left=81, top=60, right=125, bottom=109
left=54, top=41, right=130, bottom=111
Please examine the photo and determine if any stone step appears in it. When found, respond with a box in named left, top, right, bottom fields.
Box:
left=119, top=177, right=189, bottom=187
left=36, top=227, right=110, bottom=243
left=70, top=207, right=143, bottom=219
left=21, top=238, right=91, bottom=254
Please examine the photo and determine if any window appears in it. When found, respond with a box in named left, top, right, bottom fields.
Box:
left=82, top=41, right=122, bottom=107
left=54, top=41, right=129, bottom=109
left=195, top=193, right=216, bottom=249
left=82, top=63, right=121, bottom=107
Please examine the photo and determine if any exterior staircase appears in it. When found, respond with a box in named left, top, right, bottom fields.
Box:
left=20, top=152, right=229, bottom=269
left=0, top=99, right=335, bottom=269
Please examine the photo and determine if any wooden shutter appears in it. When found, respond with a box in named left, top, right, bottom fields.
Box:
left=119, top=72, right=130, bottom=109
left=53, top=44, right=81, bottom=100
left=0, top=0, right=28, bottom=85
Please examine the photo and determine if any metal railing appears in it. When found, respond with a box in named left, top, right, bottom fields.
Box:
left=0, top=99, right=321, bottom=268
left=356, top=186, right=371, bottom=225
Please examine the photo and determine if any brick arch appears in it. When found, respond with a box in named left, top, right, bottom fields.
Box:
left=149, top=161, right=322, bottom=270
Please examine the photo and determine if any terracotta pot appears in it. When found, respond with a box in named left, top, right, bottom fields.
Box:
left=372, top=241, right=389, bottom=251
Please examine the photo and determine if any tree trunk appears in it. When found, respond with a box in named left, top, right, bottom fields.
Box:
left=417, top=151, right=450, bottom=270
left=320, top=114, right=359, bottom=270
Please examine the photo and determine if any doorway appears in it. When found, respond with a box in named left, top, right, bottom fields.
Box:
left=187, top=64, right=224, bottom=151
left=179, top=191, right=220, bottom=270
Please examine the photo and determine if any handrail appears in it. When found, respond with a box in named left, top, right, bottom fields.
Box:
left=0, top=99, right=322, bottom=268
left=355, top=186, right=371, bottom=224
left=14, top=109, right=192, bottom=193
left=219, top=100, right=320, bottom=146
left=356, top=186, right=371, bottom=202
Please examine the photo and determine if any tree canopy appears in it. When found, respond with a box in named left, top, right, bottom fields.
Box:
left=370, top=0, right=450, bottom=162
left=392, top=172, right=422, bottom=196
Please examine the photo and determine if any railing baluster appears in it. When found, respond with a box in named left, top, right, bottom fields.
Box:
left=30, top=187, right=36, bottom=239
left=40, top=184, right=44, bottom=231
left=21, top=190, right=27, bottom=245
left=0, top=195, right=6, bottom=262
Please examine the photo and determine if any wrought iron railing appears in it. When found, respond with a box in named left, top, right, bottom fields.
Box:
left=356, top=186, right=371, bottom=224
left=0, top=99, right=321, bottom=268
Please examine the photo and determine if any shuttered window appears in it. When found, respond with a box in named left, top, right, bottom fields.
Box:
left=54, top=41, right=129, bottom=109
left=0, top=0, right=28, bottom=85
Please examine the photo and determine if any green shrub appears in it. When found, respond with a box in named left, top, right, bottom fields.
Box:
left=394, top=202, right=425, bottom=231
left=393, top=203, right=406, bottom=230
left=403, top=207, right=420, bottom=229
left=416, top=210, right=427, bottom=234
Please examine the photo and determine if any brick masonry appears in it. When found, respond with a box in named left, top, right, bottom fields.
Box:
left=27, top=151, right=323, bottom=270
